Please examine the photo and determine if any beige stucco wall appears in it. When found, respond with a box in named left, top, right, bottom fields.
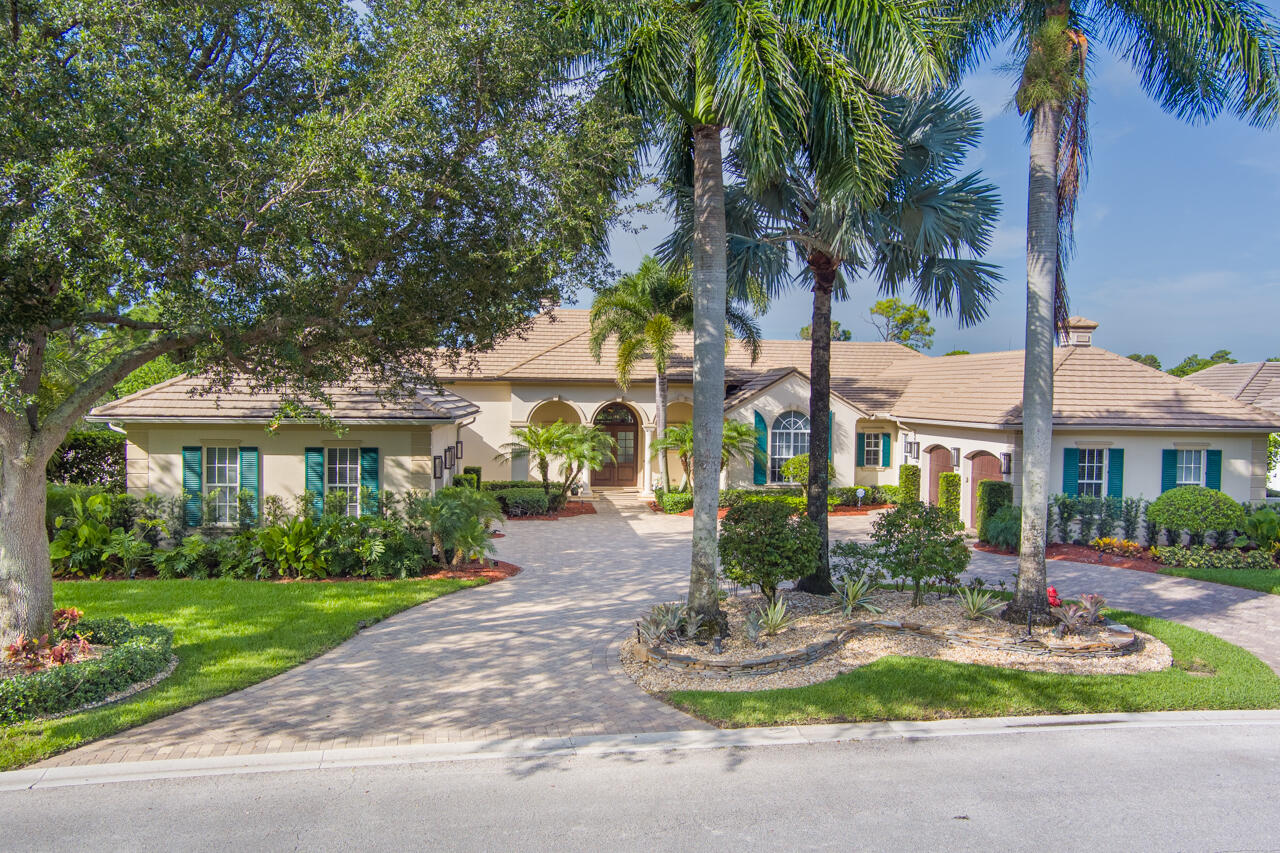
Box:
left=119, top=422, right=454, bottom=504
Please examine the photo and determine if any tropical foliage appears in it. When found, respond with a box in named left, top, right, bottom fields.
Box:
left=497, top=421, right=615, bottom=506
left=650, top=421, right=764, bottom=492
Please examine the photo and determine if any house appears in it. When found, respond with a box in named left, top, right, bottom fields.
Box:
left=89, top=311, right=1280, bottom=527
left=1184, top=361, right=1280, bottom=493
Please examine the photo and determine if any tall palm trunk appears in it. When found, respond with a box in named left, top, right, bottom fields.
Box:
left=796, top=253, right=837, bottom=594
left=1005, top=98, right=1062, bottom=625
left=654, top=369, right=670, bottom=491
left=687, top=122, right=728, bottom=632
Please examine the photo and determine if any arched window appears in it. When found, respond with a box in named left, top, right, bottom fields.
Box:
left=770, top=411, right=810, bottom=482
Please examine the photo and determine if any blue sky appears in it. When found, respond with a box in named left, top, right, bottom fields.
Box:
left=572, top=46, right=1280, bottom=367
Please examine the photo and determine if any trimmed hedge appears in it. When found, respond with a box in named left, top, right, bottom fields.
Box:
left=452, top=473, right=478, bottom=489
left=493, top=488, right=549, bottom=517
left=1152, top=545, right=1277, bottom=572
left=899, top=464, right=921, bottom=503
left=658, top=490, right=694, bottom=514
left=47, top=430, right=126, bottom=490
left=481, top=479, right=564, bottom=493
left=462, top=466, right=482, bottom=488
left=1146, top=486, right=1245, bottom=540
left=976, top=480, right=1014, bottom=542
left=0, top=618, right=174, bottom=725
left=939, top=472, right=961, bottom=523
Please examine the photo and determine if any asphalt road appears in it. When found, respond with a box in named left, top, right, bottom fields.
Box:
left=4, top=721, right=1279, bottom=852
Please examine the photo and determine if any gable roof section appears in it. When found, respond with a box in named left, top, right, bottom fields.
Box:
left=880, top=347, right=1280, bottom=430
left=1185, top=362, right=1280, bottom=416
left=88, top=375, right=479, bottom=423
left=439, top=308, right=926, bottom=383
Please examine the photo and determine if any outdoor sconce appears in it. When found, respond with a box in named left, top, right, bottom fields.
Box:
left=950, top=447, right=961, bottom=468
left=433, top=456, right=444, bottom=480
left=1000, top=452, right=1013, bottom=476
left=444, top=446, right=455, bottom=469
left=455, top=440, right=464, bottom=460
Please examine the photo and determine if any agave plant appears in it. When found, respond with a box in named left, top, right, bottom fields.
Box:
left=835, top=575, right=884, bottom=617
left=755, top=599, right=795, bottom=637
left=637, top=602, right=702, bottom=646
left=958, top=587, right=1003, bottom=622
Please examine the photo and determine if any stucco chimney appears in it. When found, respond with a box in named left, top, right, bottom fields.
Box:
left=1065, top=316, right=1098, bottom=347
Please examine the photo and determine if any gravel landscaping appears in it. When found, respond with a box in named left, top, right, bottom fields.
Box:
left=621, top=589, right=1171, bottom=693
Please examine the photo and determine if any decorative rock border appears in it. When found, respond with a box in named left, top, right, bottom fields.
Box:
left=636, top=618, right=1139, bottom=679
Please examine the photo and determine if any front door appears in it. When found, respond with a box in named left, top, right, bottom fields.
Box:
left=592, top=403, right=638, bottom=487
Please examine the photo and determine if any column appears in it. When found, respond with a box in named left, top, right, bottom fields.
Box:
left=641, top=425, right=656, bottom=497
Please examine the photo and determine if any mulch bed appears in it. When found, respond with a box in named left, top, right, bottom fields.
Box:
left=974, top=542, right=1165, bottom=574
left=422, top=560, right=522, bottom=581
left=503, top=500, right=597, bottom=522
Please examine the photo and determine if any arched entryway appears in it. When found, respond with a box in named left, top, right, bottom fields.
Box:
left=968, top=452, right=1004, bottom=526
left=926, top=445, right=954, bottom=505
left=592, top=403, right=639, bottom=487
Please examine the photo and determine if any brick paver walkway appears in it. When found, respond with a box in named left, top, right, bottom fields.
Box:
left=41, top=495, right=710, bottom=767
left=40, top=502, right=1280, bottom=767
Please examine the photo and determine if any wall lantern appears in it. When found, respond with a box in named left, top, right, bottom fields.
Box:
left=444, top=446, right=455, bottom=470
left=455, top=440, right=464, bottom=460
left=1000, top=452, right=1013, bottom=476
left=950, top=447, right=961, bottom=468
left=904, top=440, right=920, bottom=461
left=433, top=456, right=444, bottom=480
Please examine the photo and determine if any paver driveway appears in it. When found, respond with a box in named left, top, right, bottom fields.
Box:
left=40, top=498, right=1280, bottom=767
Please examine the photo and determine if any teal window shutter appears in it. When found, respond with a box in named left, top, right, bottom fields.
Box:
left=881, top=433, right=891, bottom=468
left=1062, top=448, right=1079, bottom=497
left=182, top=446, right=203, bottom=527
left=828, top=412, right=834, bottom=462
left=360, top=447, right=380, bottom=514
left=1106, top=448, right=1124, bottom=499
left=239, top=447, right=260, bottom=525
left=1160, top=449, right=1177, bottom=493
left=856, top=432, right=865, bottom=467
left=1205, top=450, right=1222, bottom=490
left=305, top=447, right=324, bottom=517
left=753, top=412, right=767, bottom=485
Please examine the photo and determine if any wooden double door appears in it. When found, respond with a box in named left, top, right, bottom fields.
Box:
left=591, top=403, right=638, bottom=487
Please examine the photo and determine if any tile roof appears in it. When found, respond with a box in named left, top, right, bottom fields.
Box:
left=439, top=308, right=926, bottom=383
left=1185, top=362, right=1280, bottom=416
left=89, top=374, right=478, bottom=423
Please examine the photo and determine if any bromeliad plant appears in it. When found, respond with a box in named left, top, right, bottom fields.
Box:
left=637, top=602, right=704, bottom=646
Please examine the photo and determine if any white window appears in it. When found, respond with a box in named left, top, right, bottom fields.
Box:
left=1176, top=449, right=1204, bottom=486
left=327, top=447, right=361, bottom=516
left=1078, top=448, right=1106, bottom=498
left=770, top=411, right=810, bottom=483
left=863, top=433, right=882, bottom=467
left=205, top=447, right=239, bottom=524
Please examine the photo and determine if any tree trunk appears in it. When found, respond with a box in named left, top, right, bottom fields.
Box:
left=796, top=255, right=836, bottom=595
left=1004, top=98, right=1062, bottom=626
left=0, top=451, right=54, bottom=642
left=687, top=122, right=728, bottom=634
left=655, top=369, right=669, bottom=492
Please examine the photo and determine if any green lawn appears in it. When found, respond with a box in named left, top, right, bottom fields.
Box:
left=0, top=577, right=483, bottom=770
left=1158, top=567, right=1280, bottom=596
left=667, top=612, right=1280, bottom=728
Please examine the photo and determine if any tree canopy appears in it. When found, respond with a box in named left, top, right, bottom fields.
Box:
left=869, top=297, right=934, bottom=352
left=1127, top=353, right=1162, bottom=370
left=1168, top=350, right=1237, bottom=377
left=799, top=321, right=853, bottom=342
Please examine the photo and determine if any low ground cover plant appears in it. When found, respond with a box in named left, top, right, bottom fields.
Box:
left=1091, top=537, right=1147, bottom=558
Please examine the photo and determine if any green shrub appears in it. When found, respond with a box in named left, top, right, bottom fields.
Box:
left=0, top=618, right=173, bottom=725
left=462, top=466, right=482, bottom=489
left=1051, top=494, right=1078, bottom=544
left=832, top=485, right=897, bottom=506
left=938, top=472, right=961, bottom=523
left=1121, top=497, right=1144, bottom=541
left=1152, top=545, right=1276, bottom=572
left=779, top=453, right=835, bottom=485
left=452, top=473, right=478, bottom=489
left=869, top=501, right=970, bottom=605
left=1146, top=486, right=1245, bottom=543
left=982, top=504, right=1022, bottom=551
left=494, top=488, right=549, bottom=517
left=898, top=464, right=921, bottom=502
left=719, top=500, right=821, bottom=602
left=735, top=492, right=837, bottom=514
left=46, top=429, right=126, bottom=490
left=877, top=485, right=902, bottom=504
left=1243, top=508, right=1279, bottom=551
left=830, top=540, right=881, bottom=584
left=481, top=479, right=564, bottom=493
left=975, top=480, right=1013, bottom=541
left=658, top=490, right=693, bottom=514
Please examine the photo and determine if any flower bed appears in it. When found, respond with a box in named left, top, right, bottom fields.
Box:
left=621, top=590, right=1169, bottom=694
left=1, top=616, right=174, bottom=724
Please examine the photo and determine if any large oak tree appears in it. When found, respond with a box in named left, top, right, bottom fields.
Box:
left=0, top=0, right=636, bottom=640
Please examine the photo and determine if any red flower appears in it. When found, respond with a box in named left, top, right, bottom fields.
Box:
left=1047, top=586, right=1062, bottom=608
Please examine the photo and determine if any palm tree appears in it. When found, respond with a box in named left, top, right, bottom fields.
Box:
left=496, top=422, right=570, bottom=498
left=566, top=0, right=942, bottom=628
left=589, top=256, right=762, bottom=492
left=554, top=424, right=617, bottom=506
left=651, top=420, right=765, bottom=491
left=946, top=0, right=1280, bottom=623
left=665, top=91, right=1002, bottom=593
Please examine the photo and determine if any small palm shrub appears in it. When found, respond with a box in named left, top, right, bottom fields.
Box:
left=982, top=504, right=1022, bottom=551
left=719, top=500, right=821, bottom=602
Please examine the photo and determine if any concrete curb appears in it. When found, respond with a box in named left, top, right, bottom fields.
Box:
left=5, top=709, right=1280, bottom=792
